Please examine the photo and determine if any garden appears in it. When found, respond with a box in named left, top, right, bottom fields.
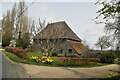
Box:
left=3, top=46, right=110, bottom=67
left=2, top=46, right=120, bottom=79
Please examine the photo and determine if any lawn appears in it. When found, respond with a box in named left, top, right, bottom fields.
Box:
left=27, top=52, right=60, bottom=66
left=2, top=51, right=110, bottom=67
left=0, top=47, right=5, bottom=50
left=3, top=51, right=60, bottom=67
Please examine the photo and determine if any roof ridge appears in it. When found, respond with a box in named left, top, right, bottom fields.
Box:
left=48, top=21, right=66, bottom=25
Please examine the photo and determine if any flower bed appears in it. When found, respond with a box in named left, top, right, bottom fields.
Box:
left=24, top=48, right=32, bottom=52
left=30, top=56, right=53, bottom=64
left=41, top=56, right=53, bottom=64
left=59, top=57, right=100, bottom=66
left=108, top=70, right=120, bottom=79
left=59, top=57, right=100, bottom=62
left=30, top=56, right=41, bottom=63
left=3, top=51, right=110, bottom=67
left=5, top=46, right=27, bottom=59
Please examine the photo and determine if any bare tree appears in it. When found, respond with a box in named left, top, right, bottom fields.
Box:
left=36, top=31, right=64, bottom=56
left=82, top=40, right=90, bottom=49
left=30, top=19, right=46, bottom=37
left=104, top=16, right=120, bottom=51
left=95, top=36, right=111, bottom=51
left=95, top=0, right=120, bottom=51
left=29, top=18, right=46, bottom=45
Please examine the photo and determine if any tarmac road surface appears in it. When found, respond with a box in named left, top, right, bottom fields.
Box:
left=1, top=51, right=28, bottom=78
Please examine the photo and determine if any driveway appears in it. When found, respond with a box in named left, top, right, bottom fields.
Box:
left=1, top=51, right=119, bottom=78
left=1, top=51, right=29, bottom=78
left=20, top=62, right=119, bottom=78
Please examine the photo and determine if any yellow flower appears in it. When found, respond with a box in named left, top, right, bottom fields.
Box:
left=109, top=72, right=120, bottom=77
left=50, top=60, right=53, bottom=62
left=46, top=58, right=50, bottom=61
left=30, top=56, right=38, bottom=59
left=42, top=56, right=47, bottom=59
left=46, top=58, right=53, bottom=62
left=40, top=56, right=54, bottom=63
left=48, top=56, right=51, bottom=59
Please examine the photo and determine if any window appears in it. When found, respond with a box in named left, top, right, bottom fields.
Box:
left=68, top=49, right=72, bottom=53
left=60, top=49, right=63, bottom=53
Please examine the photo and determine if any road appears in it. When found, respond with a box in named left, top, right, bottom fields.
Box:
left=1, top=51, right=28, bottom=78
left=20, top=61, right=119, bottom=78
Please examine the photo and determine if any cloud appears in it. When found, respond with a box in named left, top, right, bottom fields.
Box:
left=28, top=3, right=59, bottom=22
left=0, top=2, right=2, bottom=19
left=2, top=2, right=106, bottom=50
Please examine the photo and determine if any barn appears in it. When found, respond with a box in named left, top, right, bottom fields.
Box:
left=33, top=21, right=88, bottom=56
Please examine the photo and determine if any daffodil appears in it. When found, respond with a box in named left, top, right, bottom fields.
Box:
left=109, top=72, right=120, bottom=78
left=41, top=56, right=54, bottom=64
left=48, top=56, right=51, bottom=59
left=42, top=56, right=47, bottom=59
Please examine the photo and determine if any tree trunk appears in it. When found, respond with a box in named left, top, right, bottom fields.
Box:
left=101, top=46, right=103, bottom=52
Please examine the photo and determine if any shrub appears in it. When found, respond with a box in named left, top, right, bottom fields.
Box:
left=100, top=51, right=115, bottom=63
left=57, top=54, right=64, bottom=57
left=52, top=53, right=58, bottom=56
left=5, top=46, right=15, bottom=53
left=12, top=48, right=26, bottom=54
left=66, top=55, right=78, bottom=57
left=114, top=58, right=120, bottom=64
left=25, top=48, right=32, bottom=52
left=18, top=53, right=27, bottom=59
left=59, top=59, right=82, bottom=66
left=108, top=70, right=120, bottom=79
left=81, top=56, right=89, bottom=58
left=59, top=57, right=100, bottom=66
left=59, top=57, right=100, bottom=62
left=5, top=46, right=27, bottom=59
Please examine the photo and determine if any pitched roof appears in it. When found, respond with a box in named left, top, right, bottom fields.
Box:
left=67, top=40, right=88, bottom=54
left=34, top=21, right=81, bottom=41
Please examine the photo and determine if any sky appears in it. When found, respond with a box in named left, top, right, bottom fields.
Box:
left=1, top=0, right=105, bottom=50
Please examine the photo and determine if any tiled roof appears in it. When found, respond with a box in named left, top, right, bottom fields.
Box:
left=67, top=40, right=87, bottom=54
left=34, top=21, right=81, bottom=41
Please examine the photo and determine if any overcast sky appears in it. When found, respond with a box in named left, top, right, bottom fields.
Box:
left=1, top=0, right=106, bottom=50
